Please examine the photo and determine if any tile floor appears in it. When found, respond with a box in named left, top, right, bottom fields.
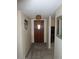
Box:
left=26, top=43, right=54, bottom=59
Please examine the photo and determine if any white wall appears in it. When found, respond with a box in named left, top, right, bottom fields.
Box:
left=44, top=19, right=47, bottom=43
left=17, top=11, right=24, bottom=59
left=51, top=17, right=55, bottom=27
left=54, top=37, right=62, bottom=59
left=54, top=5, right=62, bottom=59
left=17, top=11, right=31, bottom=59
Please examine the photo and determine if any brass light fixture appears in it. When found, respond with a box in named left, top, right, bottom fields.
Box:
left=36, top=15, right=41, bottom=20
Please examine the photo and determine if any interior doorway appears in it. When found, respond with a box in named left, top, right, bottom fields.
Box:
left=34, top=20, right=44, bottom=43
left=51, top=27, right=55, bottom=43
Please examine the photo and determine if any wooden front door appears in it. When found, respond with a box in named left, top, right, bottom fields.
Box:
left=34, top=20, right=44, bottom=43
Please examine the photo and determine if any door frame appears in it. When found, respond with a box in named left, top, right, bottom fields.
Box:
left=48, top=16, right=51, bottom=48
left=31, top=19, right=47, bottom=43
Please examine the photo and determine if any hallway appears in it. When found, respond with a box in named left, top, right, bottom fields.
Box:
left=26, top=43, right=54, bottom=59
left=17, top=0, right=62, bottom=59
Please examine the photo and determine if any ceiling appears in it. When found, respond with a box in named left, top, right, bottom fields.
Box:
left=17, top=0, right=62, bottom=19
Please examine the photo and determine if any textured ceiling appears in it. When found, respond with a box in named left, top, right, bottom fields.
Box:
left=17, top=0, right=62, bottom=18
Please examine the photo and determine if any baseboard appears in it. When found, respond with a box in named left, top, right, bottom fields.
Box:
left=25, top=44, right=32, bottom=58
